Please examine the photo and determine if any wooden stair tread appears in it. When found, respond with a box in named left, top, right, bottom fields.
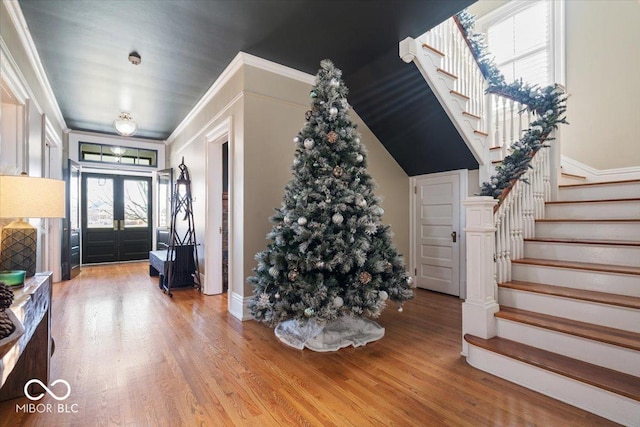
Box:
left=512, top=258, right=640, bottom=275
left=546, top=197, right=640, bottom=205
left=462, top=111, right=481, bottom=120
left=560, top=179, right=640, bottom=188
left=536, top=218, right=640, bottom=223
left=464, top=334, right=640, bottom=402
left=495, top=306, right=640, bottom=352
left=436, top=68, right=457, bottom=79
left=561, top=171, right=586, bottom=180
left=422, top=43, right=444, bottom=57
left=525, top=237, right=640, bottom=247
left=449, top=89, right=469, bottom=100
left=499, top=280, right=640, bottom=310
left=474, top=130, right=488, bottom=137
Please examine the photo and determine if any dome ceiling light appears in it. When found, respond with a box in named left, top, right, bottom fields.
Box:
left=113, top=112, right=138, bottom=136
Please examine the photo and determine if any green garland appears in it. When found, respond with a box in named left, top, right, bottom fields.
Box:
left=456, top=10, right=568, bottom=199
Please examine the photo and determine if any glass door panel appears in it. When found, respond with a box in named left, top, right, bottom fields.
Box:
left=85, top=176, right=115, bottom=228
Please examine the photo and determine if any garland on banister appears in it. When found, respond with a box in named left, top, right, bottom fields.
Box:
left=456, top=9, right=568, bottom=199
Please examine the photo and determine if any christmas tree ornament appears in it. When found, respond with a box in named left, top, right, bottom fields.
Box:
left=359, top=271, right=372, bottom=285
left=304, top=138, right=314, bottom=149
left=310, top=90, right=317, bottom=98
left=333, top=296, right=344, bottom=308
left=297, top=217, right=308, bottom=226
left=293, top=158, right=300, bottom=166
left=397, top=304, right=404, bottom=313
left=316, top=261, right=325, bottom=269
left=357, top=197, right=367, bottom=208
left=293, top=136, right=300, bottom=143
left=379, top=290, right=389, bottom=301
left=332, top=166, right=343, bottom=178
left=329, top=107, right=338, bottom=116
left=305, top=110, right=312, bottom=121
left=330, top=78, right=339, bottom=88
left=284, top=215, right=292, bottom=225
left=304, top=307, right=315, bottom=317
left=275, top=293, right=280, bottom=299
left=355, top=153, right=364, bottom=163
left=354, top=137, right=360, bottom=144
left=407, top=276, right=414, bottom=285
left=288, top=269, right=298, bottom=281
left=268, top=267, right=279, bottom=278
left=327, top=131, right=338, bottom=143
left=332, top=213, right=344, bottom=225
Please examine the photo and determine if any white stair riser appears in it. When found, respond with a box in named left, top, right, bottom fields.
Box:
left=524, top=241, right=640, bottom=268
left=466, top=345, right=640, bottom=427
left=559, top=182, right=640, bottom=201
left=498, top=287, right=640, bottom=333
left=559, top=175, right=587, bottom=186
left=535, top=221, right=640, bottom=241
left=512, top=263, right=640, bottom=297
left=545, top=200, right=640, bottom=220
left=496, top=318, right=640, bottom=376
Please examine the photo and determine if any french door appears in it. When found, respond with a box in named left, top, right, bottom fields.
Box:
left=82, top=173, right=152, bottom=264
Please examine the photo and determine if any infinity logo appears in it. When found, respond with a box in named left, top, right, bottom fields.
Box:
left=24, top=379, right=71, bottom=401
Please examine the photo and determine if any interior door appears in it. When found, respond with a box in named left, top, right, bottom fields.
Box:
left=62, top=159, right=81, bottom=279
left=414, top=172, right=461, bottom=296
left=82, top=174, right=152, bottom=264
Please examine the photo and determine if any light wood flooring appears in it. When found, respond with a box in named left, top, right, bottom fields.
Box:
left=0, top=262, right=616, bottom=426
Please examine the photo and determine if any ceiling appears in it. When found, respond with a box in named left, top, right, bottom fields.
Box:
left=18, top=0, right=477, bottom=175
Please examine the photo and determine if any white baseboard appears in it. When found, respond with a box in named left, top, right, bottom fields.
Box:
left=562, top=156, right=640, bottom=183
left=229, top=292, right=253, bottom=321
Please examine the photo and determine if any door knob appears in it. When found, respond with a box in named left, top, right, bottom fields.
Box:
left=451, top=231, right=457, bottom=243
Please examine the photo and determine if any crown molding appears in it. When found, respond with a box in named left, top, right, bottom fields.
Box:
left=3, top=0, right=67, bottom=131
left=166, top=51, right=314, bottom=145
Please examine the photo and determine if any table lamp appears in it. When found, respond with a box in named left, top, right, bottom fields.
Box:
left=0, top=174, right=66, bottom=277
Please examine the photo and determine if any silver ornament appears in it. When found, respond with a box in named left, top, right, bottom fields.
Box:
left=293, top=158, right=300, bottom=166
left=355, top=153, right=364, bottom=163
left=268, top=267, right=279, bottom=278
left=333, top=296, right=344, bottom=308
left=304, top=138, right=314, bottom=149
left=407, top=276, right=414, bottom=285
left=354, top=137, right=361, bottom=144
left=379, top=290, right=388, bottom=301
left=329, top=107, right=338, bottom=116
left=332, top=213, right=344, bottom=225
left=293, top=136, right=300, bottom=143
left=297, top=216, right=307, bottom=226
left=304, top=307, right=315, bottom=317
left=330, top=78, right=339, bottom=88
left=275, top=293, right=280, bottom=299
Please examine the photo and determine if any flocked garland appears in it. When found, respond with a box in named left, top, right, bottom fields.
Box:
left=456, top=10, right=568, bottom=199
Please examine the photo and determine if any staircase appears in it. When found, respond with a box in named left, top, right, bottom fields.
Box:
left=401, top=14, right=640, bottom=427
left=466, top=180, right=640, bottom=426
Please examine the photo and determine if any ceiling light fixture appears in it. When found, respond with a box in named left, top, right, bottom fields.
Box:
left=128, top=51, right=141, bottom=65
left=113, top=112, right=138, bottom=137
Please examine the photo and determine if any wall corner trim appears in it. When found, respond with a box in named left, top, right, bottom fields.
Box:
left=166, top=51, right=314, bottom=145
left=4, top=0, right=68, bottom=132
left=229, top=292, right=253, bottom=322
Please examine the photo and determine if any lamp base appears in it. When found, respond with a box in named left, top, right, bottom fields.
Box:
left=0, top=220, right=37, bottom=277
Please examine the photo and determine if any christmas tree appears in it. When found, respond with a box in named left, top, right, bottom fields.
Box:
left=248, top=60, right=414, bottom=349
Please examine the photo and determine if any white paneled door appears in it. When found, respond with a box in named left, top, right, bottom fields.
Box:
left=414, top=173, right=461, bottom=296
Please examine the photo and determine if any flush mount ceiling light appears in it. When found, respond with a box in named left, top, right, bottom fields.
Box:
left=113, top=112, right=138, bottom=136
left=128, top=51, right=141, bottom=65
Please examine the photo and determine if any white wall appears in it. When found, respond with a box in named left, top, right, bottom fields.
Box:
left=468, top=0, right=640, bottom=171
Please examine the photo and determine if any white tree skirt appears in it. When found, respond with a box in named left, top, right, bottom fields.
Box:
left=274, top=315, right=385, bottom=352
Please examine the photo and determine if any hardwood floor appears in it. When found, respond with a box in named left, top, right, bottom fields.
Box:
left=0, top=263, right=616, bottom=426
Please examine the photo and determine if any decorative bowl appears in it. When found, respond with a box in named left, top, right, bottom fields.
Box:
left=0, top=270, right=26, bottom=287
left=0, top=309, right=25, bottom=355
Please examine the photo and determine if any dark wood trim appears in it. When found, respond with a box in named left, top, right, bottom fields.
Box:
left=436, top=68, right=458, bottom=79
left=464, top=335, right=640, bottom=402
left=449, top=89, right=469, bottom=100
left=462, top=111, right=480, bottom=120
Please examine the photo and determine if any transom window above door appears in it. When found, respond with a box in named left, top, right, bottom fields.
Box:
left=79, top=142, right=158, bottom=167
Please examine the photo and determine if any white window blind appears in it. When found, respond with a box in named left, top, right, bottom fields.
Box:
left=487, top=0, right=551, bottom=87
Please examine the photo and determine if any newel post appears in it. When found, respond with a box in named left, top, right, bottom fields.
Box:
left=461, top=196, right=500, bottom=356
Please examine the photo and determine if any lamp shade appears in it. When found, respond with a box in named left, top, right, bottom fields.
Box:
left=0, top=175, right=66, bottom=219
left=114, top=112, right=138, bottom=136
